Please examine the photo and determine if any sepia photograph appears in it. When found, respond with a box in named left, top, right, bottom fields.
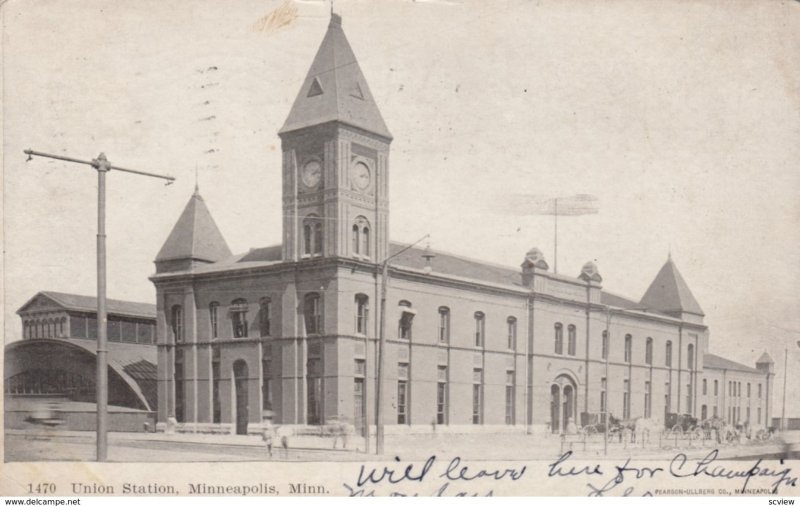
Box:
left=2, top=0, right=799, bottom=499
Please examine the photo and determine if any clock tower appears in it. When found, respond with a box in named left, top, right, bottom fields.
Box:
left=279, top=13, right=392, bottom=264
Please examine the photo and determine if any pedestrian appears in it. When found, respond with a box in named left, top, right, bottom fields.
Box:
left=277, top=425, right=290, bottom=459
left=261, top=420, right=274, bottom=458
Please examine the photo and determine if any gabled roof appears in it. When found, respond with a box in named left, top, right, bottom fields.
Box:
left=17, top=291, right=156, bottom=319
left=640, top=257, right=704, bottom=316
left=279, top=14, right=392, bottom=139
left=155, top=190, right=232, bottom=264
left=704, top=353, right=762, bottom=374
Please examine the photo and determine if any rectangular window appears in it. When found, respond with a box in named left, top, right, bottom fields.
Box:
left=702, top=379, right=707, bottom=395
left=567, top=325, right=577, bottom=356
left=438, top=308, right=450, bottom=343
left=397, top=380, right=408, bottom=424
left=259, top=299, right=271, bottom=337
left=666, top=341, right=673, bottom=367
left=665, top=381, right=671, bottom=419
left=505, top=370, right=515, bottom=425
left=209, top=303, right=219, bottom=339
left=507, top=318, right=517, bottom=350
left=355, top=359, right=366, bottom=376
left=624, top=335, right=632, bottom=363
left=355, top=295, right=369, bottom=335
left=437, top=366, right=447, bottom=425
left=713, top=406, right=718, bottom=418
left=474, top=313, right=485, bottom=347
left=399, top=312, right=413, bottom=340
left=231, top=301, right=248, bottom=338
left=623, top=379, right=630, bottom=419
left=687, top=382, right=692, bottom=415
left=714, top=380, right=718, bottom=396
left=644, top=381, right=651, bottom=418
left=304, top=295, right=322, bottom=335
left=601, top=331, right=608, bottom=360
left=758, top=384, right=762, bottom=398
left=472, top=368, right=483, bottom=424
left=645, top=338, right=653, bottom=365
left=747, top=383, right=751, bottom=398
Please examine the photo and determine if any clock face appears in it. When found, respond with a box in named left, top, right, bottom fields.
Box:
left=301, top=160, right=322, bottom=188
left=350, top=161, right=371, bottom=191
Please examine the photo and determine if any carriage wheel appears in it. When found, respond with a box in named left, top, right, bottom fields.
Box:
left=584, top=425, right=598, bottom=437
left=671, top=425, right=684, bottom=437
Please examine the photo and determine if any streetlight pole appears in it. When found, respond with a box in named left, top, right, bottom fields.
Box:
left=604, top=307, right=610, bottom=456
left=24, top=149, right=174, bottom=461
left=375, top=234, right=429, bottom=455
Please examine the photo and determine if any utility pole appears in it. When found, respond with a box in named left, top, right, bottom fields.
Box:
left=24, top=149, right=174, bottom=461
left=375, top=234, right=429, bottom=455
left=782, top=346, right=787, bottom=431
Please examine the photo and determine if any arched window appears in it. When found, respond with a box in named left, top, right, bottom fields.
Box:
left=714, top=379, right=719, bottom=396
left=302, top=215, right=323, bottom=257
left=567, top=324, right=576, bottom=356
left=398, top=300, right=414, bottom=340
left=702, top=378, right=707, bottom=395
left=209, top=302, right=219, bottom=339
left=645, top=337, right=653, bottom=365
left=231, top=298, right=249, bottom=338
left=438, top=307, right=450, bottom=343
left=507, top=317, right=517, bottom=350
left=304, top=293, right=322, bottom=335
left=687, top=344, right=694, bottom=370
left=352, top=216, right=371, bottom=259
left=355, top=294, right=369, bottom=334
left=171, top=305, right=184, bottom=343
left=665, top=341, right=673, bottom=367
left=259, top=297, right=272, bottom=337
left=352, top=224, right=360, bottom=255
left=474, top=312, right=485, bottom=347
left=554, top=323, right=563, bottom=355
left=624, top=334, right=632, bottom=363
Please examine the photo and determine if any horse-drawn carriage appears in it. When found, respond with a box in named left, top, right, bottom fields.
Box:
left=665, top=412, right=703, bottom=440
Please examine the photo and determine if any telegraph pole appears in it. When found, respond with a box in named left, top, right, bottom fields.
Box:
left=24, top=149, right=174, bottom=461
left=375, top=234, right=429, bottom=455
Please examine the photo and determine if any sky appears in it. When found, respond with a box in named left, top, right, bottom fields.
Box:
left=2, top=0, right=799, bottom=413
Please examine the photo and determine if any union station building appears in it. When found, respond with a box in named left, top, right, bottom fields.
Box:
left=150, top=14, right=774, bottom=435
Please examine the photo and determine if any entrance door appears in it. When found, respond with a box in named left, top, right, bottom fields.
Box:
left=563, top=385, right=574, bottom=432
left=234, top=360, right=248, bottom=435
left=550, top=385, right=560, bottom=434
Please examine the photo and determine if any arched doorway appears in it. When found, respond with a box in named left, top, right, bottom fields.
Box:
left=233, top=360, right=249, bottom=435
left=550, top=374, right=578, bottom=433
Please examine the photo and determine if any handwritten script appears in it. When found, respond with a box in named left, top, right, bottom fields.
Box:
left=342, top=451, right=797, bottom=496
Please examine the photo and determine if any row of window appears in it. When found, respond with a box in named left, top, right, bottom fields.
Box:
left=591, top=326, right=695, bottom=369
left=383, top=361, right=516, bottom=426
left=171, top=297, right=276, bottom=342
left=23, top=318, right=66, bottom=339
left=698, top=379, right=762, bottom=399
left=301, top=215, right=372, bottom=259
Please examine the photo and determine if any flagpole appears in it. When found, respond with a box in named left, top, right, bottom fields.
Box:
left=554, top=198, right=558, bottom=275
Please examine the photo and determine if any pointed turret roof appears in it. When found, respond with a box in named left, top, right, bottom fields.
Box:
left=640, top=257, right=704, bottom=316
left=155, top=190, right=232, bottom=264
left=756, top=352, right=774, bottom=365
left=279, top=14, right=392, bottom=139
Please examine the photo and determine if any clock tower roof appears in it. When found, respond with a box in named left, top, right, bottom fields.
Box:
left=279, top=13, right=392, bottom=140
